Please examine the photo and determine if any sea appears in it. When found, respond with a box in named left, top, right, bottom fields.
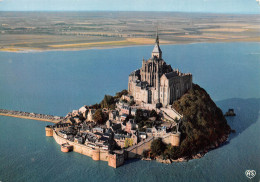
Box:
left=0, top=42, right=259, bottom=182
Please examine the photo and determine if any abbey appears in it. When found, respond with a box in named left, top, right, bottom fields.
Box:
left=128, top=33, right=192, bottom=107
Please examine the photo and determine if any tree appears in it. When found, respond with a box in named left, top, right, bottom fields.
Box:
left=90, top=103, right=101, bottom=109
left=129, top=100, right=135, bottom=106
left=150, top=109, right=158, bottom=117
left=171, top=84, right=231, bottom=157
left=174, top=117, right=180, bottom=132
left=79, top=113, right=84, bottom=121
left=142, top=150, right=149, bottom=158
left=93, top=109, right=105, bottom=124
left=100, top=95, right=115, bottom=109
left=124, top=138, right=134, bottom=148
left=151, top=138, right=166, bottom=156
left=115, top=89, right=128, bottom=98
left=134, top=109, right=144, bottom=123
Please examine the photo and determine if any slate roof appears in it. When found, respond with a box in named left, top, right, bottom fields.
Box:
left=152, top=44, right=162, bottom=54
left=129, top=69, right=140, bottom=76
left=112, top=124, right=121, bottom=131
left=164, top=72, right=178, bottom=79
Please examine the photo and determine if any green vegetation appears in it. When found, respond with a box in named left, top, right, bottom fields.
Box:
left=142, top=150, right=149, bottom=158
left=100, top=95, right=115, bottom=109
left=135, top=109, right=159, bottom=131
left=89, top=103, right=101, bottom=109
left=134, top=109, right=148, bottom=123
left=150, top=109, right=158, bottom=118
left=171, top=84, right=230, bottom=158
left=151, top=138, right=166, bottom=156
left=135, top=109, right=150, bottom=131
left=124, top=138, right=134, bottom=148
left=100, top=89, right=128, bottom=109
left=93, top=109, right=106, bottom=124
left=150, top=84, right=231, bottom=159
left=115, top=89, right=128, bottom=99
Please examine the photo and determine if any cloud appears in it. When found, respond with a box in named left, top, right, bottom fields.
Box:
left=257, top=0, right=260, bottom=5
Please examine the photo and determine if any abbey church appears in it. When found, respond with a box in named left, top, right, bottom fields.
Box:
left=128, top=33, right=192, bottom=107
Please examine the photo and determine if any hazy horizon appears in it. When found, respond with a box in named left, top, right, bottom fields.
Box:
left=0, top=0, right=259, bottom=14
left=0, top=10, right=260, bottom=15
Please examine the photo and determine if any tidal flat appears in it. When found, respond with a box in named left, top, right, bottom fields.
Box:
left=0, top=11, right=260, bottom=52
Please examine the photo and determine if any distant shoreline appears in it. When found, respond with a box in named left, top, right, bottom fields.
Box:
left=1, top=39, right=259, bottom=53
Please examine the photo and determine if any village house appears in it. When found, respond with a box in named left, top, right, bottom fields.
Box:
left=87, top=109, right=96, bottom=122
left=125, top=119, right=137, bottom=133
left=109, top=110, right=119, bottom=120
left=121, top=95, right=132, bottom=102
left=78, top=106, right=88, bottom=118
left=120, top=114, right=127, bottom=121
left=130, top=108, right=137, bottom=116
left=72, top=110, right=79, bottom=117
left=146, top=126, right=167, bottom=137
left=92, top=127, right=104, bottom=134
left=120, top=105, right=131, bottom=115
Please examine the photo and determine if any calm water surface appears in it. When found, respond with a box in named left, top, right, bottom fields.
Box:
left=0, top=43, right=259, bottom=182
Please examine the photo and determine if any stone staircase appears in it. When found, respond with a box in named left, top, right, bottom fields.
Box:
left=160, top=106, right=183, bottom=122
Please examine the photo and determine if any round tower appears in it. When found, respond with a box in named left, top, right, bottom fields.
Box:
left=45, top=125, right=53, bottom=137
left=92, top=149, right=100, bottom=161
left=171, top=132, right=181, bottom=146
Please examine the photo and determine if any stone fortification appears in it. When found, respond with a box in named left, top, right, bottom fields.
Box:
left=45, top=126, right=53, bottom=136
left=92, top=149, right=100, bottom=161
left=127, top=137, right=154, bottom=158
left=108, top=151, right=125, bottom=168
left=127, top=132, right=181, bottom=158
left=52, top=130, right=109, bottom=161
left=161, top=132, right=181, bottom=147
left=46, top=128, right=124, bottom=168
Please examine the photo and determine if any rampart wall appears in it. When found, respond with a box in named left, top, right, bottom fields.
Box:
left=53, top=130, right=109, bottom=161
left=126, top=137, right=154, bottom=158
left=126, top=132, right=181, bottom=158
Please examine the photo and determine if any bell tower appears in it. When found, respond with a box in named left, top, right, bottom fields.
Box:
left=151, top=31, right=162, bottom=59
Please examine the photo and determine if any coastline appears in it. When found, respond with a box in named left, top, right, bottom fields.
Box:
left=1, top=39, right=260, bottom=53
left=142, top=132, right=230, bottom=164
left=0, top=113, right=60, bottom=123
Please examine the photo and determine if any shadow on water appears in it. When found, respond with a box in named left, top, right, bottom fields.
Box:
left=123, top=158, right=141, bottom=165
left=216, top=98, right=260, bottom=141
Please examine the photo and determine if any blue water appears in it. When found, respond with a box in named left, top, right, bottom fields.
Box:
left=0, top=43, right=259, bottom=182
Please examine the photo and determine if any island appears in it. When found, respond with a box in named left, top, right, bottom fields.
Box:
left=45, top=34, right=231, bottom=168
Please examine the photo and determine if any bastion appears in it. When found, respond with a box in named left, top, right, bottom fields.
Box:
left=45, top=125, right=53, bottom=137
left=46, top=127, right=125, bottom=168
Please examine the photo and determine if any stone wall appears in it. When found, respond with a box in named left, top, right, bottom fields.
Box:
left=53, top=130, right=109, bottom=161
left=45, top=126, right=53, bottom=136
left=161, top=132, right=181, bottom=147
left=126, top=137, right=154, bottom=158
left=126, top=132, right=181, bottom=158
left=108, top=153, right=125, bottom=168
left=160, top=107, right=182, bottom=120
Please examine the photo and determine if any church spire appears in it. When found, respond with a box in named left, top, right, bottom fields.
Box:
left=151, top=29, right=162, bottom=59
left=156, top=29, right=159, bottom=45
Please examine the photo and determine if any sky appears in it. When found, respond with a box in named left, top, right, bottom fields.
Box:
left=0, top=0, right=259, bottom=14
